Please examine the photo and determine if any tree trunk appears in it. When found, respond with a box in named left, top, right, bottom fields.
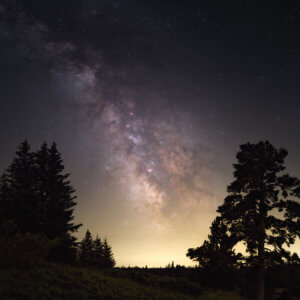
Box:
left=258, top=258, right=264, bottom=300
left=257, top=207, right=265, bottom=300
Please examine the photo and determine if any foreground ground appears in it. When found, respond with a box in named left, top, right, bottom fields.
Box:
left=0, top=263, right=243, bottom=299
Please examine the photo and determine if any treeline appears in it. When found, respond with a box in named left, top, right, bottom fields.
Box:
left=79, top=230, right=115, bottom=268
left=0, top=140, right=115, bottom=268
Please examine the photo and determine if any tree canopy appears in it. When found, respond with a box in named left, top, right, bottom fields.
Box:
left=188, top=141, right=300, bottom=300
left=0, top=140, right=82, bottom=262
left=79, top=230, right=115, bottom=268
left=187, top=216, right=242, bottom=270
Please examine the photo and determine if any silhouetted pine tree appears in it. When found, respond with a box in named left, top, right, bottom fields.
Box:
left=93, top=235, right=104, bottom=268
left=42, top=143, right=82, bottom=262
left=0, top=140, right=40, bottom=233
left=103, top=238, right=115, bottom=268
left=0, top=141, right=82, bottom=263
left=187, top=216, right=242, bottom=270
left=216, top=141, right=300, bottom=300
left=79, top=230, right=93, bottom=266
left=0, top=173, right=11, bottom=224
left=34, top=142, right=49, bottom=233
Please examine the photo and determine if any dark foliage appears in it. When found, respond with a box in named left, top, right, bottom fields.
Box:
left=0, top=140, right=82, bottom=263
left=79, top=230, right=115, bottom=268
left=188, top=141, right=300, bottom=299
left=79, top=229, right=94, bottom=266
left=187, top=216, right=242, bottom=270
left=105, top=268, right=205, bottom=296
left=93, top=235, right=104, bottom=266
left=0, top=220, right=57, bottom=268
left=103, top=238, right=116, bottom=268
left=0, top=141, right=39, bottom=233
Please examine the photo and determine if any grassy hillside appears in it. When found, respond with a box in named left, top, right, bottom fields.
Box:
left=0, top=263, right=244, bottom=299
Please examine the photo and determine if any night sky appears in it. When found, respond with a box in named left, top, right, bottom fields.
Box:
left=0, top=0, right=299, bottom=267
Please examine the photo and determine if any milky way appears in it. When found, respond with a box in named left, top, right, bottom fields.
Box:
left=51, top=47, right=217, bottom=233
left=1, top=1, right=299, bottom=266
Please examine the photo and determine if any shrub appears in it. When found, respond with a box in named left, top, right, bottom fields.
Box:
left=0, top=221, right=58, bottom=268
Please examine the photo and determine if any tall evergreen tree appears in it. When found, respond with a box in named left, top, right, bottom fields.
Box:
left=0, top=141, right=82, bottom=263
left=103, top=238, right=115, bottom=268
left=34, top=142, right=49, bottom=233
left=79, top=229, right=94, bottom=266
left=45, top=143, right=81, bottom=239
left=0, top=173, right=12, bottom=224
left=93, top=235, right=104, bottom=268
left=215, top=141, right=300, bottom=300
left=0, top=140, right=40, bottom=233
left=41, top=142, right=82, bottom=262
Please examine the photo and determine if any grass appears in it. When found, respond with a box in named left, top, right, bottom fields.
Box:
left=0, top=263, right=244, bottom=299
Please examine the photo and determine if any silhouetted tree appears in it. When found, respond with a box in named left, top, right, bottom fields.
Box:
left=216, top=141, right=300, bottom=300
left=93, top=235, right=104, bottom=268
left=0, top=141, right=82, bottom=263
left=166, top=261, right=175, bottom=269
left=288, top=253, right=300, bottom=265
left=44, top=143, right=81, bottom=237
left=103, top=238, right=115, bottom=268
left=187, top=216, right=242, bottom=270
left=34, top=142, right=49, bottom=234
left=0, top=173, right=12, bottom=224
left=79, top=229, right=93, bottom=266
left=40, top=143, right=82, bottom=262
left=0, top=140, right=40, bottom=233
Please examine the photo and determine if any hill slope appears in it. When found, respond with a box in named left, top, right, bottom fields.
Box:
left=0, top=263, right=243, bottom=299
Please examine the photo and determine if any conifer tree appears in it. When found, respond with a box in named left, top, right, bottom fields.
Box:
left=45, top=143, right=81, bottom=238
left=215, top=141, right=300, bottom=300
left=34, top=142, right=49, bottom=233
left=187, top=216, right=242, bottom=270
left=93, top=235, right=104, bottom=268
left=0, top=140, right=39, bottom=233
left=0, top=173, right=11, bottom=224
left=0, top=141, right=82, bottom=263
left=41, top=142, right=82, bottom=262
left=103, top=238, right=115, bottom=268
left=79, top=229, right=94, bottom=266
